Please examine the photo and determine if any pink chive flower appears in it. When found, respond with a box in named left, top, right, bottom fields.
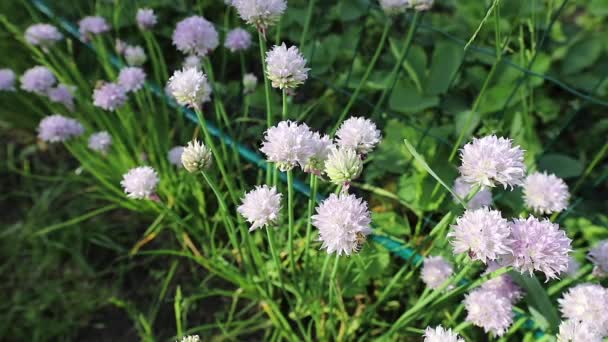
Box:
left=265, top=43, right=309, bottom=89
left=88, top=131, right=112, bottom=154
left=25, top=23, right=63, bottom=48
left=238, top=185, right=282, bottom=232
left=118, top=67, right=146, bottom=93
left=93, top=83, right=128, bottom=111
left=172, top=16, right=219, bottom=57
left=48, top=84, right=76, bottom=111
left=37, top=114, right=84, bottom=143
left=335, top=116, right=382, bottom=155
left=121, top=166, right=159, bottom=199
left=20, top=66, right=56, bottom=95
left=136, top=8, right=157, bottom=30
left=523, top=171, right=570, bottom=215
left=78, top=16, right=110, bottom=42
left=464, top=288, right=513, bottom=336
left=224, top=28, right=252, bottom=52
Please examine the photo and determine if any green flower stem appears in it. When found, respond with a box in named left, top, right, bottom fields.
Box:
left=331, top=19, right=392, bottom=135
left=259, top=32, right=273, bottom=184
left=287, top=169, right=296, bottom=276
left=265, top=227, right=286, bottom=294
left=194, top=108, right=239, bottom=208
left=328, top=253, right=340, bottom=306
left=282, top=88, right=288, bottom=120
left=299, top=0, right=316, bottom=52
left=371, top=11, right=420, bottom=117
left=302, top=174, right=318, bottom=288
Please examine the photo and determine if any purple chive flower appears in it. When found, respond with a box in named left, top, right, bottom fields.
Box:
left=117, top=67, right=146, bottom=93
left=168, top=146, right=185, bottom=167
left=335, top=116, right=382, bottom=155
left=448, top=207, right=512, bottom=263
left=233, top=0, right=286, bottom=31
left=312, top=193, right=372, bottom=256
left=136, top=8, right=157, bottom=30
left=558, top=283, right=608, bottom=336
left=120, top=166, right=159, bottom=199
left=266, top=43, right=309, bottom=89
left=20, top=66, right=56, bottom=95
left=48, top=84, right=76, bottom=111
left=124, top=45, right=147, bottom=66
left=452, top=176, right=493, bottom=210
left=224, top=28, right=252, bottom=52
left=78, top=16, right=110, bottom=42
left=172, top=16, right=219, bottom=57
left=459, top=135, right=526, bottom=189
left=238, top=185, right=282, bottom=232
left=506, top=216, right=571, bottom=280
left=93, top=83, right=128, bottom=111
left=88, top=131, right=112, bottom=154
left=523, top=171, right=570, bottom=215
left=37, top=114, right=84, bottom=143
left=588, top=240, right=608, bottom=277
left=566, top=256, right=581, bottom=277
left=421, top=256, right=454, bottom=290
left=464, top=288, right=513, bottom=336
left=480, top=262, right=523, bottom=304
left=25, top=23, right=63, bottom=48
left=260, top=120, right=315, bottom=171
left=0, top=69, right=16, bottom=91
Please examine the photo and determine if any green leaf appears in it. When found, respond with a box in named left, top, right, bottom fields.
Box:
left=538, top=154, right=583, bottom=179
left=389, top=81, right=439, bottom=113
left=424, top=41, right=465, bottom=96
left=561, top=37, right=603, bottom=75
left=511, top=273, right=560, bottom=334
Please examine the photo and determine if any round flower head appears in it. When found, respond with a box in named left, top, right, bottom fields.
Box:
left=88, top=131, right=112, bottom=154
left=523, top=172, right=570, bottom=215
left=136, top=8, right=157, bottom=30
left=464, top=288, right=513, bottom=336
left=507, top=216, right=571, bottom=280
left=237, top=185, right=282, bottom=232
left=181, top=140, right=212, bottom=173
left=93, top=83, right=128, bottom=111
left=448, top=207, right=512, bottom=263
left=335, top=116, right=382, bottom=155
left=183, top=55, right=201, bottom=70
left=379, top=0, right=410, bottom=14
left=25, top=23, right=63, bottom=48
left=588, top=240, right=608, bottom=277
left=480, top=262, right=523, bottom=303
left=78, top=16, right=110, bottom=41
left=224, top=28, right=252, bottom=52
left=121, top=166, right=159, bottom=199
left=180, top=336, right=200, bottom=342
left=312, top=193, right=372, bottom=256
left=421, top=256, right=453, bottom=290
left=558, top=283, right=608, bottom=336
left=243, top=73, right=258, bottom=94
left=20, top=66, right=56, bottom=95
left=0, top=69, right=16, bottom=91
left=265, top=43, right=309, bottom=89
left=452, top=177, right=493, bottom=210
left=423, top=325, right=464, bottom=342
left=260, top=120, right=315, bottom=171
left=124, top=45, right=147, bottom=66
left=48, top=84, right=76, bottom=111
left=118, top=67, right=146, bottom=93
left=167, top=146, right=185, bottom=167
left=412, top=0, right=434, bottom=11
left=233, top=0, right=287, bottom=31
left=167, top=68, right=212, bottom=108
left=37, top=114, right=84, bottom=143
left=557, top=320, right=602, bottom=342
left=459, top=135, right=526, bottom=189
left=324, top=147, right=363, bottom=185
left=303, top=132, right=333, bottom=174
left=172, top=16, right=219, bottom=57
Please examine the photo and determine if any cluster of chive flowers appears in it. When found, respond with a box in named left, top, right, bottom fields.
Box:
left=14, top=65, right=76, bottom=111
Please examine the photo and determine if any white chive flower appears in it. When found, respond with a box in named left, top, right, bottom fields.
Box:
left=172, top=16, right=219, bottom=57
left=480, top=262, right=523, bottom=303
left=303, top=132, right=333, bottom=174
left=324, top=146, right=363, bottom=184
left=224, top=28, right=252, bottom=52
left=464, top=288, right=513, bottom=336
left=237, top=185, right=282, bottom=232
left=243, top=73, right=258, bottom=94
left=168, top=146, right=185, bottom=167
left=167, top=68, right=212, bottom=108
left=312, top=193, right=372, bottom=256
left=233, top=0, right=286, bottom=31
left=260, top=120, right=315, bottom=172
left=25, top=24, right=63, bottom=48
left=412, top=0, right=434, bottom=11
left=452, top=176, right=492, bottom=210
left=459, top=135, right=526, bottom=189
left=37, top=114, right=84, bottom=143
left=335, top=116, right=382, bottom=155
left=379, top=0, right=410, bottom=14
left=124, top=45, right=147, bottom=66
left=120, top=166, right=159, bottom=199
left=181, top=140, right=212, bottom=173
left=507, top=217, right=571, bottom=280
left=423, top=325, right=464, bottom=342
left=179, top=335, right=200, bottom=342
left=136, top=8, right=157, bottom=30
left=588, top=240, right=608, bottom=277
left=88, top=131, right=112, bottom=154
left=448, top=207, right=512, bottom=263
left=117, top=67, right=146, bottom=93
left=421, top=256, right=453, bottom=290
left=558, top=283, right=608, bottom=336
left=265, top=43, right=309, bottom=89
left=557, top=320, right=602, bottom=342
left=20, top=66, right=56, bottom=95
left=523, top=172, right=570, bottom=215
